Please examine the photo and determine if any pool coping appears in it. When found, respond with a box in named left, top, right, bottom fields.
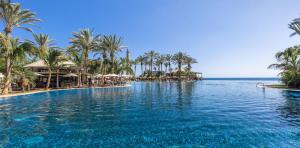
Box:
left=264, top=85, right=300, bottom=92
left=0, top=85, right=131, bottom=99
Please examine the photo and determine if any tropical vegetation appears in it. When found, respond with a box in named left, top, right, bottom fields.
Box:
left=0, top=1, right=200, bottom=95
left=134, top=51, right=198, bottom=78
left=269, top=17, right=300, bottom=88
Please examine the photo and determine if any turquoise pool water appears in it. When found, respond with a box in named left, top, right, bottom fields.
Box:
left=0, top=80, right=300, bottom=147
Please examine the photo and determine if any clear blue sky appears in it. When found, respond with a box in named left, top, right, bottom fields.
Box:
left=12, top=0, right=300, bottom=77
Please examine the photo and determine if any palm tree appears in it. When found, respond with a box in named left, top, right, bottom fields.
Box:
left=154, top=60, right=160, bottom=71
left=172, top=52, right=187, bottom=73
left=184, top=56, right=198, bottom=79
left=132, top=59, right=138, bottom=76
left=67, top=47, right=83, bottom=87
left=118, top=57, right=133, bottom=75
left=43, top=49, right=64, bottom=89
left=146, top=50, right=159, bottom=75
left=289, top=18, right=300, bottom=37
left=159, top=55, right=166, bottom=72
left=136, top=55, right=145, bottom=75
left=93, top=35, right=110, bottom=75
left=70, top=29, right=99, bottom=83
left=125, top=49, right=130, bottom=65
left=101, top=35, right=126, bottom=74
left=164, top=62, right=168, bottom=74
left=0, top=1, right=40, bottom=94
left=30, top=34, right=60, bottom=89
left=3, top=37, right=36, bottom=91
left=155, top=55, right=165, bottom=72
left=31, top=34, right=55, bottom=59
left=87, top=59, right=102, bottom=84
left=185, top=56, right=198, bottom=72
left=13, top=64, right=37, bottom=92
left=144, top=60, right=150, bottom=74
left=268, top=46, right=300, bottom=87
left=165, top=54, right=172, bottom=73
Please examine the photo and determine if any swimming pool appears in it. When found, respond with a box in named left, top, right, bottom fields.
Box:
left=0, top=80, right=300, bottom=147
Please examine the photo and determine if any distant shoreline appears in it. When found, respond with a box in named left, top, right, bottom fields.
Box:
left=203, top=77, right=280, bottom=81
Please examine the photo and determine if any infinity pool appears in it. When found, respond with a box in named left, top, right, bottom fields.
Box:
left=0, top=80, right=300, bottom=147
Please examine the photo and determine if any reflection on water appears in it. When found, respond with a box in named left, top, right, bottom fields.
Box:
left=0, top=81, right=300, bottom=147
left=277, top=91, right=300, bottom=126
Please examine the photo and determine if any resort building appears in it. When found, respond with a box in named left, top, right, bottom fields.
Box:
left=24, top=60, right=78, bottom=88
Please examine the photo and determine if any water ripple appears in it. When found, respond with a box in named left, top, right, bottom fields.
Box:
left=0, top=81, right=300, bottom=147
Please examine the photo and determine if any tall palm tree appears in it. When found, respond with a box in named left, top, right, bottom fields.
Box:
left=30, top=34, right=59, bottom=89
left=268, top=46, right=300, bottom=87
left=3, top=37, right=35, bottom=91
left=67, top=47, right=83, bottom=87
left=43, top=49, right=63, bottom=89
left=146, top=50, right=159, bottom=75
left=144, top=60, right=150, bottom=74
left=136, top=55, right=144, bottom=76
left=101, top=35, right=126, bottom=74
left=70, top=29, right=99, bottom=83
left=289, top=18, right=300, bottom=37
left=184, top=56, right=198, bottom=72
left=159, top=55, right=166, bottom=72
left=172, top=52, right=187, bottom=77
left=93, top=35, right=109, bottom=75
left=132, top=59, right=138, bottom=76
left=87, top=59, right=102, bottom=77
left=118, top=57, right=133, bottom=75
left=155, top=55, right=165, bottom=72
left=125, top=48, right=130, bottom=65
left=164, top=62, right=168, bottom=74
left=165, top=54, right=172, bottom=73
left=31, top=34, right=54, bottom=59
left=0, top=1, right=40, bottom=94
left=154, top=60, right=160, bottom=71
left=184, top=56, right=198, bottom=79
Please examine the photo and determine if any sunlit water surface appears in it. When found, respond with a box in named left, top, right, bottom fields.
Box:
left=1, top=80, right=300, bottom=147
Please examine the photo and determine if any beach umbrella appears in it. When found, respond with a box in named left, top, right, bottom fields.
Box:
left=33, top=72, right=43, bottom=76
left=120, top=74, right=132, bottom=78
left=62, top=73, right=78, bottom=77
left=96, top=74, right=103, bottom=78
left=104, top=74, right=119, bottom=77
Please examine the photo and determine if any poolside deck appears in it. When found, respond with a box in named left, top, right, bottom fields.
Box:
left=0, top=84, right=131, bottom=99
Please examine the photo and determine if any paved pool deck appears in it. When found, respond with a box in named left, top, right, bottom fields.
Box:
left=0, top=85, right=131, bottom=99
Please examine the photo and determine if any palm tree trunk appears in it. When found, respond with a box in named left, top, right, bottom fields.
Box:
left=1, top=30, right=13, bottom=95
left=178, top=63, right=182, bottom=79
left=150, top=59, right=153, bottom=75
left=56, top=69, right=59, bottom=88
left=84, top=49, right=89, bottom=85
left=141, top=64, right=143, bottom=75
left=21, top=79, right=25, bottom=92
left=101, top=76, right=105, bottom=86
left=165, top=65, right=168, bottom=74
left=46, top=68, right=52, bottom=90
left=1, top=56, right=11, bottom=95
left=77, top=70, right=82, bottom=87
left=134, top=65, right=136, bottom=77
left=111, top=50, right=115, bottom=74
left=179, top=63, right=182, bottom=72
